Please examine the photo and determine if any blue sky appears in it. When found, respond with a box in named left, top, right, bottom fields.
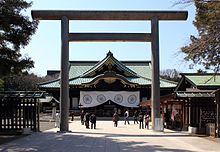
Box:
left=22, top=0, right=197, bottom=76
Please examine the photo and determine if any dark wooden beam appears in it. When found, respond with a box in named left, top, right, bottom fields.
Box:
left=68, top=33, right=152, bottom=42
left=32, top=10, right=188, bottom=21
left=215, top=89, right=220, bottom=138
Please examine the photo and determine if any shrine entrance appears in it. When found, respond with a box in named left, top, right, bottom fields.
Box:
left=31, top=10, right=188, bottom=132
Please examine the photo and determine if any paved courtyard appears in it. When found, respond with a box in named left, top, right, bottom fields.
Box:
left=0, top=120, right=220, bottom=152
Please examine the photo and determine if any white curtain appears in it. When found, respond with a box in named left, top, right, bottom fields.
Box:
left=79, top=91, right=140, bottom=108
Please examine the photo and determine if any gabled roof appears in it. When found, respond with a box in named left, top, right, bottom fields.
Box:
left=39, top=76, right=176, bottom=88
left=39, top=52, right=177, bottom=89
left=175, top=73, right=220, bottom=91
left=81, top=71, right=139, bottom=87
left=183, top=73, right=220, bottom=86
left=82, top=51, right=137, bottom=77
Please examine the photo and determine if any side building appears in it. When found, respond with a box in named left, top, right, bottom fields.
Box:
left=175, top=73, right=220, bottom=135
left=39, top=51, right=176, bottom=116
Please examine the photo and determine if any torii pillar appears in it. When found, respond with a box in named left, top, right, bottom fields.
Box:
left=32, top=10, right=188, bottom=132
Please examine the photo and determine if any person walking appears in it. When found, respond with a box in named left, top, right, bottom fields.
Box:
left=71, top=112, right=74, bottom=121
left=118, top=109, right=121, bottom=117
left=112, top=112, right=119, bottom=127
left=80, top=110, right=85, bottom=125
left=84, top=112, right=90, bottom=129
left=124, top=109, right=130, bottom=125
left=133, top=110, right=139, bottom=124
left=138, top=111, right=144, bottom=129
left=145, top=113, right=150, bottom=129
left=55, top=112, right=60, bottom=128
left=89, top=113, right=96, bottom=129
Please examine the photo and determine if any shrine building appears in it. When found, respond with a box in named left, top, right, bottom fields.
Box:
left=39, top=51, right=176, bottom=116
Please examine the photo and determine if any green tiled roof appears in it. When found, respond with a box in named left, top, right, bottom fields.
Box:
left=127, top=77, right=151, bottom=85
left=40, top=77, right=176, bottom=88
left=69, top=77, right=93, bottom=85
left=82, top=51, right=137, bottom=77
left=39, top=52, right=176, bottom=89
left=69, top=64, right=94, bottom=79
left=39, top=79, right=60, bottom=88
left=160, top=78, right=177, bottom=88
left=126, top=64, right=151, bottom=79
left=184, top=74, right=220, bottom=86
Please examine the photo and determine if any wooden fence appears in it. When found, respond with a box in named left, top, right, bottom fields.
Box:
left=0, top=92, right=43, bottom=133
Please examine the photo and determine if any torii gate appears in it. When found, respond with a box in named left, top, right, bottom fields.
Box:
left=32, top=10, right=188, bottom=132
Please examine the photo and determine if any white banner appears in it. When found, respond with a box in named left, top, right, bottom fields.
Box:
left=79, top=91, right=140, bottom=108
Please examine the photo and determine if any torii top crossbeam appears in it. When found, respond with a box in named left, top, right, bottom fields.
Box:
left=32, top=10, right=188, bottom=20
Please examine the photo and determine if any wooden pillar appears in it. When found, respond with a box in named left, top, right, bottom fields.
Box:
left=215, top=90, right=220, bottom=138
left=184, top=100, right=187, bottom=129
left=189, top=98, right=191, bottom=126
left=151, top=17, right=162, bottom=131
left=217, top=101, right=219, bottom=137
left=60, top=16, right=69, bottom=132
left=182, top=99, right=185, bottom=130
left=186, top=99, right=189, bottom=128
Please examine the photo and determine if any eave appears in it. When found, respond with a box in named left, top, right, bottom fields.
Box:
left=81, top=71, right=139, bottom=87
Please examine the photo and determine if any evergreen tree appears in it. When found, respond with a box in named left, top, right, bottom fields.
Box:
left=179, top=0, right=220, bottom=72
left=0, top=0, right=38, bottom=77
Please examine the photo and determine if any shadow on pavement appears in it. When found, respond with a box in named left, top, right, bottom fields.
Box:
left=69, top=131, right=192, bottom=138
left=0, top=132, right=195, bottom=152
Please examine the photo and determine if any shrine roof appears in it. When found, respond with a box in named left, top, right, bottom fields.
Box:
left=182, top=73, right=220, bottom=87
left=39, top=52, right=177, bottom=89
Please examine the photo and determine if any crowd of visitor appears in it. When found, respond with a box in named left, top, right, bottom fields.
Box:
left=55, top=108, right=183, bottom=131
left=79, top=110, right=97, bottom=129
left=78, top=109, right=151, bottom=129
left=55, top=109, right=182, bottom=131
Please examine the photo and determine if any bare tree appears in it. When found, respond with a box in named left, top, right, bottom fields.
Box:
left=160, top=69, right=180, bottom=82
left=3, top=73, right=58, bottom=91
left=176, top=0, right=220, bottom=72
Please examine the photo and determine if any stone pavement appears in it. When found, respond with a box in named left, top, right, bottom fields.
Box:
left=0, top=120, right=220, bottom=152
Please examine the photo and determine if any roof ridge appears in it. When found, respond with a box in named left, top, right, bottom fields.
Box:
left=184, top=74, right=220, bottom=85
left=82, top=51, right=138, bottom=77
left=69, top=60, right=151, bottom=63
